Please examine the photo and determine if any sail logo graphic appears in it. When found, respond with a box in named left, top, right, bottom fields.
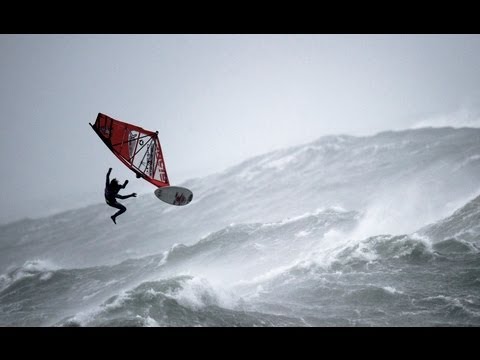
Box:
left=128, top=131, right=137, bottom=159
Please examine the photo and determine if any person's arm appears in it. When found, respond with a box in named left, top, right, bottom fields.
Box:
left=116, top=193, right=137, bottom=200
left=106, top=168, right=112, bottom=187
left=121, top=180, right=129, bottom=189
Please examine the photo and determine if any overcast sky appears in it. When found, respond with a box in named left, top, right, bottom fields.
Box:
left=1, top=34, right=480, bottom=224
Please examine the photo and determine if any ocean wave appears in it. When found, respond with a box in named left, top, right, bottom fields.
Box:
left=343, top=285, right=408, bottom=306
left=57, top=275, right=303, bottom=327
left=413, top=295, right=480, bottom=323
left=328, top=235, right=436, bottom=272
left=432, top=238, right=480, bottom=255
left=0, top=259, right=59, bottom=292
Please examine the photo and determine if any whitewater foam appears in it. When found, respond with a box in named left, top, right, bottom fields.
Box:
left=0, top=259, right=59, bottom=292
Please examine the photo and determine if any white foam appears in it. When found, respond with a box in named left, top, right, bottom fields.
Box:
left=157, top=250, right=170, bottom=267
left=410, top=232, right=435, bottom=252
left=20, top=259, right=59, bottom=273
left=61, top=305, right=105, bottom=327
left=262, top=154, right=296, bottom=171
left=104, top=279, right=119, bottom=286
left=383, top=286, right=403, bottom=294
left=0, top=259, right=60, bottom=291
left=420, top=295, right=480, bottom=317
left=82, top=289, right=102, bottom=301
left=270, top=207, right=331, bottom=226
left=233, top=262, right=298, bottom=288
left=140, top=315, right=159, bottom=327
left=165, top=277, right=239, bottom=310
left=40, top=272, right=54, bottom=281
left=102, top=290, right=131, bottom=311
left=411, top=106, right=480, bottom=129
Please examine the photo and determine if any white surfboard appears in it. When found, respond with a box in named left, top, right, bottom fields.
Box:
left=154, top=186, right=193, bottom=206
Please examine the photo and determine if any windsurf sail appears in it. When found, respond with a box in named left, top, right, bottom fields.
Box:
left=90, top=113, right=170, bottom=188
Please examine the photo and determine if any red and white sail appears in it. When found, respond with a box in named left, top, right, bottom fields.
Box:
left=90, top=113, right=170, bottom=188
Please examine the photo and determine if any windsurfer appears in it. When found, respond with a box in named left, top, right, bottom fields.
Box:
left=105, top=167, right=137, bottom=224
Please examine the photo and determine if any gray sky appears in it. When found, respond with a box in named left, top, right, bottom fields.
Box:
left=1, top=34, right=480, bottom=224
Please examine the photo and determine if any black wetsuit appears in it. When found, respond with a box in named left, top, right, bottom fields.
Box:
left=105, top=168, right=128, bottom=223
left=105, top=183, right=127, bottom=218
left=104, top=185, right=120, bottom=205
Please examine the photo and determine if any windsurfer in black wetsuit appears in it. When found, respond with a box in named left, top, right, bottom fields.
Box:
left=105, top=167, right=137, bottom=224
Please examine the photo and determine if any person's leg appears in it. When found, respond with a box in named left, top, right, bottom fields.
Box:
left=108, top=202, right=127, bottom=224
